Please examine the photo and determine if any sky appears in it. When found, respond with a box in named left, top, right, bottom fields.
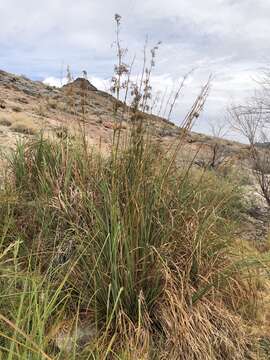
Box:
left=1, top=0, right=269, bottom=139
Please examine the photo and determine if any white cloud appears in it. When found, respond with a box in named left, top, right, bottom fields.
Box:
left=43, top=76, right=68, bottom=87
left=88, top=76, right=111, bottom=92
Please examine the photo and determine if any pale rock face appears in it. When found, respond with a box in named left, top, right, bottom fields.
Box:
left=240, top=181, right=270, bottom=244
left=242, top=183, right=268, bottom=213
left=53, top=319, right=97, bottom=352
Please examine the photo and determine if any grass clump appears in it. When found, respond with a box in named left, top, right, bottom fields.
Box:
left=10, top=115, right=38, bottom=135
left=0, top=116, right=12, bottom=127
left=11, top=105, right=22, bottom=112
left=46, top=97, right=58, bottom=110
left=0, top=124, right=263, bottom=359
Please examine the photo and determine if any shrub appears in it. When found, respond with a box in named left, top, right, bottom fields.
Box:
left=46, top=97, right=58, bottom=110
left=35, top=103, right=47, bottom=117
left=0, top=116, right=12, bottom=127
left=10, top=116, right=38, bottom=135
left=11, top=105, right=22, bottom=112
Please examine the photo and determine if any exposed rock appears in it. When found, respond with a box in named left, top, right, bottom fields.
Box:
left=17, top=97, right=29, bottom=104
left=239, top=183, right=270, bottom=245
left=242, top=184, right=268, bottom=215
left=63, top=78, right=98, bottom=93
left=49, top=317, right=97, bottom=352
left=158, top=128, right=181, bottom=137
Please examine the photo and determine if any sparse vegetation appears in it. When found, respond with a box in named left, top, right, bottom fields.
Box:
left=0, top=116, right=12, bottom=127
left=35, top=103, right=47, bottom=117
left=0, top=99, right=6, bottom=109
left=10, top=115, right=38, bottom=135
left=46, top=97, right=58, bottom=110
left=229, top=71, right=270, bottom=206
left=11, top=105, right=22, bottom=112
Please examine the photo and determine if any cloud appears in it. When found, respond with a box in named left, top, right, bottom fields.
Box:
left=43, top=76, right=68, bottom=87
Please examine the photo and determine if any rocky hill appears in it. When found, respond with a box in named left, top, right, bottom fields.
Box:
left=0, top=69, right=249, bottom=165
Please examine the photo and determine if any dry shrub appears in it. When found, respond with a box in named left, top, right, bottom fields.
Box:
left=46, top=97, right=58, bottom=110
left=155, top=266, right=255, bottom=360
left=57, top=102, right=68, bottom=113
left=35, top=103, right=47, bottom=117
left=95, top=308, right=152, bottom=360
left=0, top=115, right=12, bottom=127
left=10, top=115, right=38, bottom=135
left=11, top=105, right=22, bottom=112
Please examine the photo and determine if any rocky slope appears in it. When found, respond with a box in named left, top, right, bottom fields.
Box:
left=0, top=69, right=249, bottom=161
left=0, top=69, right=175, bottom=151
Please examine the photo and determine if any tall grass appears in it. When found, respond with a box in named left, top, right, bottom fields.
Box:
left=0, top=124, right=263, bottom=359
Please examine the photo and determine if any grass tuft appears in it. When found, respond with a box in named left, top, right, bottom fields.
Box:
left=10, top=115, right=38, bottom=135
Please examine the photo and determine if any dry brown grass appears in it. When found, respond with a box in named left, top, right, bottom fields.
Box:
left=46, top=97, right=58, bottom=110
left=10, top=114, right=39, bottom=135
left=0, top=115, right=12, bottom=127
left=11, top=105, right=22, bottom=112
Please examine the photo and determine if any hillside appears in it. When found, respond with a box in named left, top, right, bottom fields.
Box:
left=0, top=69, right=248, bottom=161
left=0, top=69, right=172, bottom=150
